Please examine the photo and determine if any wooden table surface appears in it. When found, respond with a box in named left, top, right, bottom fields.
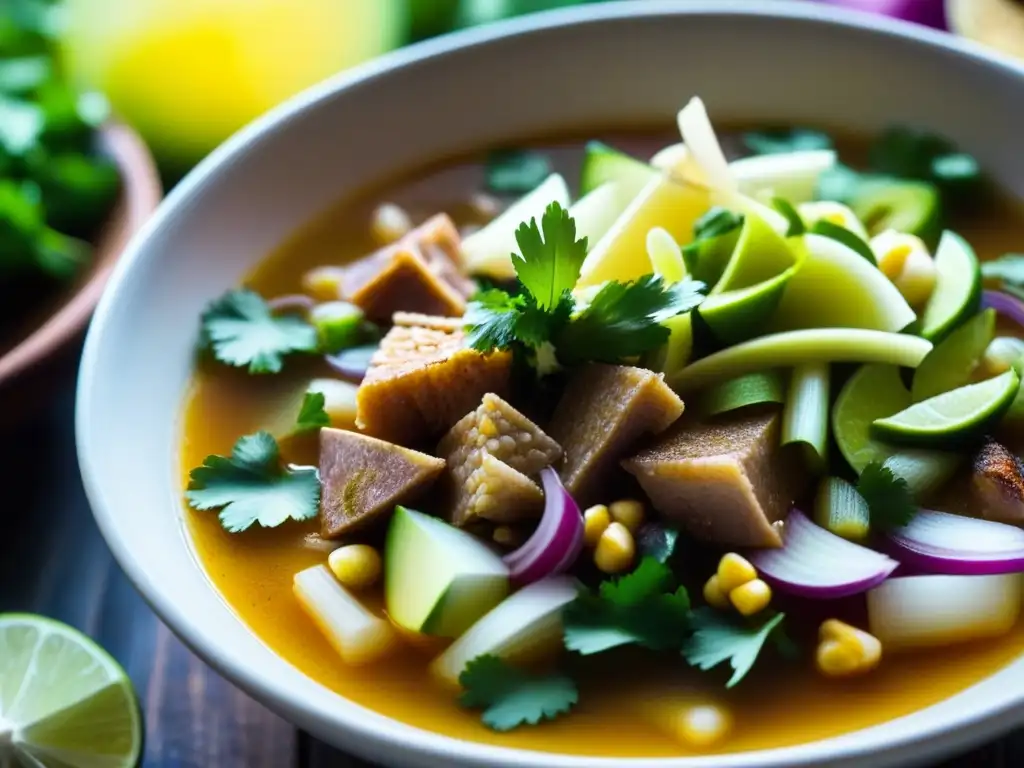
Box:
left=2, top=360, right=1024, bottom=768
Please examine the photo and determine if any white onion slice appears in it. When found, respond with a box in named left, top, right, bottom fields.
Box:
left=676, top=97, right=736, bottom=194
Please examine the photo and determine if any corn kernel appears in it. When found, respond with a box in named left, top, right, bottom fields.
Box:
left=703, top=575, right=731, bottom=610
left=492, top=526, right=525, bottom=548
left=594, top=522, right=635, bottom=574
left=816, top=619, right=882, bottom=678
left=328, top=545, right=382, bottom=591
left=982, top=337, right=1024, bottom=378
left=673, top=704, right=732, bottom=749
left=370, top=202, right=413, bottom=244
left=301, top=266, right=345, bottom=302
left=729, top=579, right=772, bottom=616
left=478, top=415, right=499, bottom=438
left=583, top=505, right=611, bottom=548
left=871, top=230, right=936, bottom=307
left=609, top=499, right=645, bottom=532
left=716, top=553, right=757, bottom=593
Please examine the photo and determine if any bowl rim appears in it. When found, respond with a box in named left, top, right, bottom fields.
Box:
left=77, top=2, right=1024, bottom=766
left=0, top=122, right=161, bottom=385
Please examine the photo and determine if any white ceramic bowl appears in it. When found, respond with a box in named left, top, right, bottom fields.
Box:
left=77, top=3, right=1024, bottom=766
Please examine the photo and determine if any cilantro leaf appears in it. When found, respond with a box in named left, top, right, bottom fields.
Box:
left=556, top=276, right=705, bottom=365
left=485, top=149, right=552, bottom=195
left=514, top=293, right=572, bottom=348
left=459, top=655, right=577, bottom=732
left=512, top=201, right=588, bottom=311
left=186, top=431, right=320, bottom=533
left=201, top=289, right=319, bottom=374
left=564, top=557, right=691, bottom=655
left=295, top=391, right=329, bottom=434
left=857, top=461, right=916, bottom=531
left=743, top=128, right=833, bottom=156
left=682, top=609, right=786, bottom=688
left=772, top=198, right=805, bottom=237
left=464, top=289, right=524, bottom=351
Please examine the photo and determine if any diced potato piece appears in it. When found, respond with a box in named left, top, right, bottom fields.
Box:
left=356, top=320, right=512, bottom=444
left=623, top=410, right=802, bottom=548
left=339, top=214, right=474, bottom=322
left=548, top=365, right=683, bottom=506
left=438, top=393, right=563, bottom=525
left=320, top=427, right=445, bottom=538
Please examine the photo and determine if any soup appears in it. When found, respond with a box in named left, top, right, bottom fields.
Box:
left=180, top=100, right=1024, bottom=757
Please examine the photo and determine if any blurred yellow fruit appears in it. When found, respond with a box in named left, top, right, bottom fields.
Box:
left=62, top=0, right=406, bottom=169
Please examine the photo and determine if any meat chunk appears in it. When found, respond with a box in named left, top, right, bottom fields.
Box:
left=970, top=439, right=1024, bottom=525
left=547, top=365, right=684, bottom=506
left=438, top=393, right=563, bottom=525
left=339, top=214, right=475, bottom=322
left=623, top=410, right=801, bottom=548
left=356, top=319, right=512, bottom=445
left=319, top=427, right=445, bottom=538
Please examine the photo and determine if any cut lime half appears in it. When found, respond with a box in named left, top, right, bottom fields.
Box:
left=911, top=308, right=995, bottom=402
left=0, top=615, right=141, bottom=768
left=919, top=230, right=982, bottom=341
left=873, top=369, right=1020, bottom=447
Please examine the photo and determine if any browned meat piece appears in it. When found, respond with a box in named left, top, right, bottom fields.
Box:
left=623, top=410, right=802, bottom=548
left=339, top=214, right=475, bottom=322
left=970, top=439, right=1024, bottom=524
left=438, top=393, right=563, bottom=525
left=547, top=365, right=684, bottom=506
left=319, top=427, right=445, bottom=538
left=356, top=319, right=512, bottom=445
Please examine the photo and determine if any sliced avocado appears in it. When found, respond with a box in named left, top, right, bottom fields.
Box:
left=385, top=506, right=509, bottom=638
left=849, top=179, right=941, bottom=243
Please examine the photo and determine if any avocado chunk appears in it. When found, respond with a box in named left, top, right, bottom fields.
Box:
left=438, top=393, right=563, bottom=526
left=319, top=428, right=445, bottom=538
left=385, top=506, right=510, bottom=638
left=548, top=365, right=684, bottom=506
left=623, top=410, right=802, bottom=548
left=356, top=318, right=512, bottom=445
left=970, top=439, right=1024, bottom=525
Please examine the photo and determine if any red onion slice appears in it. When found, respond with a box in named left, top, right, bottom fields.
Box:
left=749, top=509, right=899, bottom=599
left=503, top=468, right=584, bottom=587
left=982, top=290, right=1024, bottom=332
left=819, top=0, right=946, bottom=29
left=887, top=509, right=1024, bottom=575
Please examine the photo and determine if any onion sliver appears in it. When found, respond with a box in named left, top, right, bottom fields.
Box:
left=324, top=344, right=378, bottom=382
left=868, top=573, right=1023, bottom=651
left=887, top=509, right=1024, bottom=575
left=431, top=577, right=579, bottom=687
left=749, top=510, right=898, bottom=598
left=503, top=468, right=584, bottom=586
left=983, top=289, right=1024, bottom=332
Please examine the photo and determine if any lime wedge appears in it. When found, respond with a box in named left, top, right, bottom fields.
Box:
left=0, top=615, right=141, bottom=768
left=696, top=263, right=799, bottom=346
left=849, top=179, right=941, bottom=242
left=911, top=308, right=995, bottom=402
left=919, top=230, right=982, bottom=341
left=712, top=210, right=798, bottom=294
left=873, top=369, right=1020, bottom=446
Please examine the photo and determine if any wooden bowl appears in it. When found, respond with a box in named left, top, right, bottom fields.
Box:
left=0, top=123, right=161, bottom=408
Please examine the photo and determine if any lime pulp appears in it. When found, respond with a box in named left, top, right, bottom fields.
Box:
left=0, top=614, right=141, bottom=768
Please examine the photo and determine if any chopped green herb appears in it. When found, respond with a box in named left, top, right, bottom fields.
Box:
left=459, top=655, right=578, bottom=732
left=556, top=275, right=704, bottom=365
left=857, top=461, right=916, bottom=531
left=0, top=55, right=48, bottom=95
left=681, top=609, right=786, bottom=688
left=485, top=149, right=552, bottom=195
left=810, top=220, right=876, bottom=264
left=186, top=431, right=320, bottom=533
left=772, top=198, right=805, bottom=237
left=464, top=289, right=524, bottom=351
left=743, top=128, right=833, bottom=156
left=512, top=200, right=588, bottom=311
left=201, top=289, right=319, bottom=374
left=295, top=392, right=330, bottom=434
left=868, top=127, right=982, bottom=206
left=635, top=524, right=679, bottom=565
left=563, top=557, right=691, bottom=655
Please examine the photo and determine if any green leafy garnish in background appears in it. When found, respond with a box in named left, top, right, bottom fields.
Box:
left=485, top=149, right=552, bottom=195
left=465, top=202, right=705, bottom=370
left=201, top=289, right=319, bottom=374
left=186, top=431, right=320, bottom=533
left=682, top=609, right=786, bottom=688
left=563, top=557, right=691, bottom=655
left=743, top=128, right=833, bottom=156
left=857, top=461, right=917, bottom=531
left=459, top=655, right=578, bottom=732
left=295, top=392, right=330, bottom=434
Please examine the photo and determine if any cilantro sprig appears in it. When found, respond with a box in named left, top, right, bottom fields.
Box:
left=459, top=655, right=578, bottom=732
left=563, top=557, right=691, bottom=655
left=682, top=609, right=786, bottom=688
left=294, top=391, right=330, bottom=434
left=201, top=289, right=319, bottom=374
left=464, top=201, right=705, bottom=370
left=857, top=461, right=917, bottom=531
left=485, top=149, right=552, bottom=195
left=186, top=431, right=320, bottom=533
